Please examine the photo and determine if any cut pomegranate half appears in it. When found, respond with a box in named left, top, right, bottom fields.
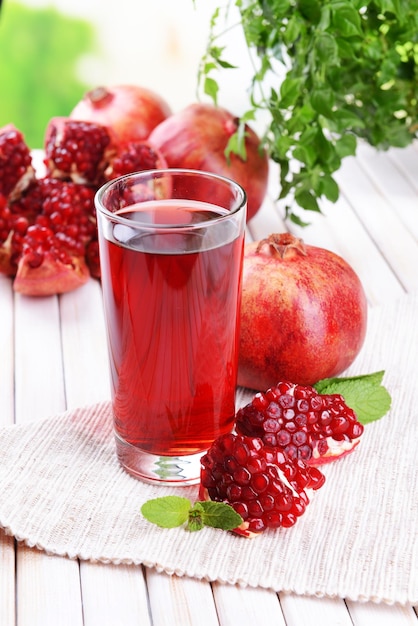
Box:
left=104, top=140, right=167, bottom=181
left=200, top=432, right=325, bottom=537
left=44, top=117, right=113, bottom=185
left=235, top=381, right=364, bottom=466
left=11, top=178, right=96, bottom=296
left=13, top=222, right=90, bottom=296
left=0, top=124, right=35, bottom=201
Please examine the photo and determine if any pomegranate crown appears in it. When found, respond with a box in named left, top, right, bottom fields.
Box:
left=256, top=233, right=307, bottom=258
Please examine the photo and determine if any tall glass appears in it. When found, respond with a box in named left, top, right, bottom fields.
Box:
left=95, top=169, right=246, bottom=485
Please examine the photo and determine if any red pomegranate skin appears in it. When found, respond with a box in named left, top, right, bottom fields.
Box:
left=149, top=103, right=269, bottom=221
left=237, top=234, right=368, bottom=390
left=70, top=84, right=172, bottom=147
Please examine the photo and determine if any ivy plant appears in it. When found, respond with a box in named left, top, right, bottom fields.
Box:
left=197, top=0, right=418, bottom=224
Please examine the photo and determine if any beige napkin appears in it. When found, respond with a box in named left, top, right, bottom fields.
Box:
left=0, top=292, right=417, bottom=606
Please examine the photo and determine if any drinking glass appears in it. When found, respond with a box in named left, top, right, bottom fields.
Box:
left=95, top=168, right=247, bottom=484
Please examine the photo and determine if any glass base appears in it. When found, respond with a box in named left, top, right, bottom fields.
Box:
left=115, top=434, right=204, bottom=486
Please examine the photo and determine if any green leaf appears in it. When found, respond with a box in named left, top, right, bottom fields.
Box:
left=319, top=174, right=339, bottom=202
left=314, top=371, right=392, bottom=424
left=294, top=188, right=321, bottom=213
left=283, top=15, right=302, bottom=45
left=299, top=0, right=322, bottom=23
left=310, top=87, right=335, bottom=117
left=141, top=497, right=243, bottom=533
left=293, top=143, right=317, bottom=167
left=197, top=0, right=418, bottom=223
left=335, top=133, right=357, bottom=159
left=315, top=33, right=339, bottom=65
left=225, top=126, right=247, bottom=161
left=199, top=501, right=243, bottom=530
left=280, top=77, right=304, bottom=108
left=187, top=502, right=206, bottom=532
left=331, top=5, right=363, bottom=37
left=331, top=110, right=365, bottom=132
left=141, top=496, right=191, bottom=528
left=289, top=211, right=312, bottom=227
left=204, top=77, right=219, bottom=105
left=377, top=0, right=398, bottom=16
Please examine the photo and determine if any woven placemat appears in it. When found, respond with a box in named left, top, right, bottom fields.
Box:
left=0, top=292, right=417, bottom=605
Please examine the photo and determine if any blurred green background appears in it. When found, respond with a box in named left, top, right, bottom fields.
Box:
left=0, top=1, right=97, bottom=148
left=0, top=0, right=249, bottom=149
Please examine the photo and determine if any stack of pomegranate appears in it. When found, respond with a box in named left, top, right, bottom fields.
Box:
left=1, top=83, right=367, bottom=407
left=0, top=84, right=269, bottom=297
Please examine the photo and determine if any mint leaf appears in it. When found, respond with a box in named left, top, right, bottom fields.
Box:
left=187, top=502, right=205, bottom=532
left=314, top=371, right=392, bottom=424
left=141, top=496, right=191, bottom=528
left=141, top=497, right=243, bottom=533
left=199, top=501, right=243, bottom=531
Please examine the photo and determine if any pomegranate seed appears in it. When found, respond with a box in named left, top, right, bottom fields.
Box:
left=45, top=117, right=111, bottom=184
left=251, top=472, right=269, bottom=492
left=236, top=382, right=364, bottom=465
left=105, top=142, right=162, bottom=180
left=13, top=217, right=29, bottom=236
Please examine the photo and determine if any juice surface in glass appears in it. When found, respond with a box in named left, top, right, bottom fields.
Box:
left=99, top=199, right=245, bottom=457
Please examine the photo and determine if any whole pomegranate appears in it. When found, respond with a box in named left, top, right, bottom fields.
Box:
left=69, top=84, right=172, bottom=147
left=149, top=103, right=269, bottom=221
left=238, top=233, right=368, bottom=389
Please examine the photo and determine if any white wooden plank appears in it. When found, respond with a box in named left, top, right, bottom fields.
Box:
left=146, top=570, right=219, bottom=625
left=13, top=291, right=84, bottom=626
left=287, top=192, right=405, bottom=307
left=335, top=156, right=418, bottom=293
left=212, top=582, right=286, bottom=626
left=0, top=529, right=15, bottom=626
left=279, top=593, right=353, bottom=626
left=346, top=600, right=418, bottom=625
left=387, top=143, right=418, bottom=194
left=247, top=162, right=288, bottom=242
left=247, top=194, right=288, bottom=243
left=0, top=277, right=15, bottom=620
left=60, top=279, right=111, bottom=409
left=0, top=275, right=14, bottom=425
left=80, top=562, right=152, bottom=626
left=14, top=293, right=65, bottom=422
left=61, top=282, right=144, bottom=626
left=16, top=547, right=83, bottom=626
left=356, top=142, right=418, bottom=241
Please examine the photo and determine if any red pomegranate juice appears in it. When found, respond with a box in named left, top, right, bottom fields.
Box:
left=99, top=200, right=244, bottom=457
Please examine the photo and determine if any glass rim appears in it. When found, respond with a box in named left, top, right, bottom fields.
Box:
left=94, top=168, right=247, bottom=230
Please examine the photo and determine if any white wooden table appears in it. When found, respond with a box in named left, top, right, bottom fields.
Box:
left=1, top=143, right=417, bottom=625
